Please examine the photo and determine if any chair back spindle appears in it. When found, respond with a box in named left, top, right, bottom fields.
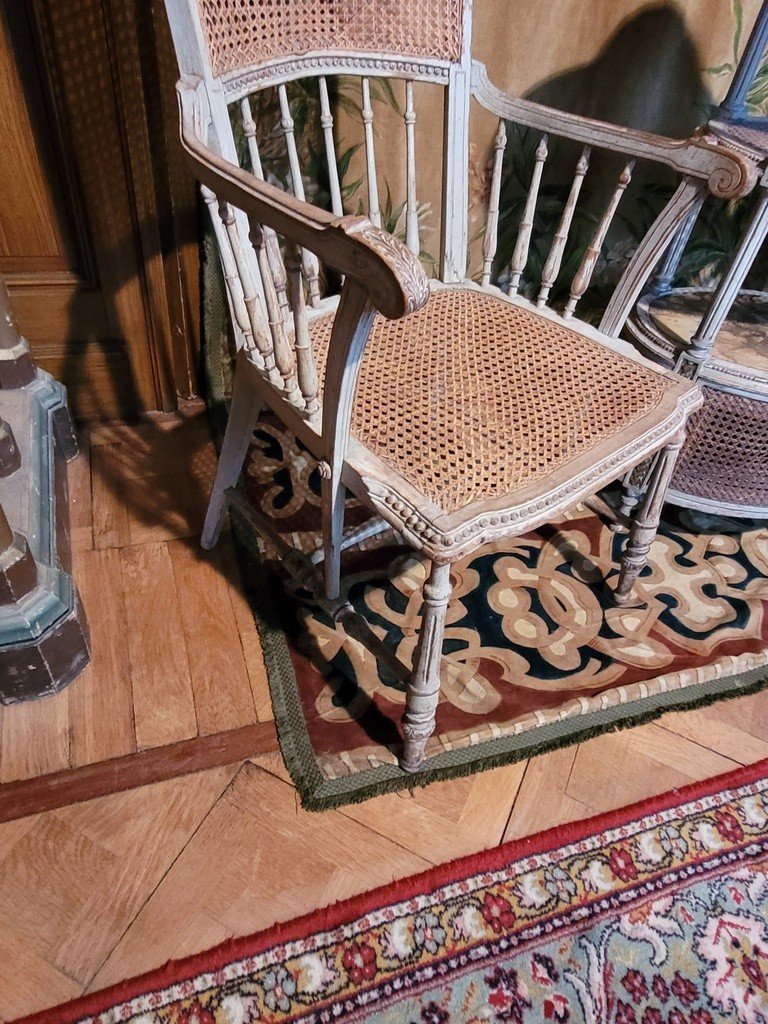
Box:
left=507, top=134, right=548, bottom=296
left=564, top=160, right=634, bottom=319
left=220, top=197, right=282, bottom=382
left=404, top=80, right=420, bottom=256
left=537, top=145, right=591, bottom=307
left=278, top=84, right=322, bottom=306
left=481, top=119, right=506, bottom=287
left=241, top=97, right=291, bottom=319
left=318, top=76, right=344, bottom=218
left=285, top=241, right=320, bottom=424
left=249, top=221, right=301, bottom=401
left=360, top=77, right=382, bottom=228
left=201, top=185, right=258, bottom=356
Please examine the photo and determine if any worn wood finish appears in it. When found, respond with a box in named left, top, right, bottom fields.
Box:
left=360, top=77, right=382, bottom=229
left=164, top=0, right=760, bottom=771
left=507, top=134, right=548, bottom=296
left=0, top=0, right=199, bottom=419
left=481, top=119, right=506, bottom=287
left=537, top=146, right=590, bottom=308
left=613, top=432, right=685, bottom=605
left=404, top=80, right=420, bottom=257
left=401, top=561, right=453, bottom=773
left=318, top=77, right=344, bottom=218
left=564, top=160, right=634, bottom=319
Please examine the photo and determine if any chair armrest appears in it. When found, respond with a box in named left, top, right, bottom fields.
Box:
left=177, top=80, right=429, bottom=320
left=471, top=62, right=758, bottom=200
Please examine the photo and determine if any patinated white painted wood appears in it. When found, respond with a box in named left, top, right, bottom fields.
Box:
left=318, top=76, right=344, bottom=218
left=201, top=349, right=263, bottom=549
left=404, top=80, right=420, bottom=256
left=614, top=433, right=685, bottom=605
left=538, top=145, right=590, bottom=308
left=240, top=97, right=291, bottom=318
left=600, top=178, right=707, bottom=338
left=309, top=514, right=390, bottom=565
left=564, top=160, right=634, bottom=319
left=285, top=240, right=320, bottom=423
left=472, top=63, right=758, bottom=201
left=278, top=83, right=322, bottom=306
left=219, top=198, right=281, bottom=383
left=201, top=185, right=257, bottom=356
left=360, top=77, right=381, bottom=228
left=401, top=560, right=452, bottom=772
left=507, top=134, right=548, bottom=296
left=440, top=0, right=474, bottom=283
left=481, top=119, right=506, bottom=288
left=250, top=221, right=300, bottom=401
left=676, top=185, right=768, bottom=378
left=319, top=280, right=377, bottom=600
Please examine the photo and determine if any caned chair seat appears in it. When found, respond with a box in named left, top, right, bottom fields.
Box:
left=310, top=287, right=696, bottom=541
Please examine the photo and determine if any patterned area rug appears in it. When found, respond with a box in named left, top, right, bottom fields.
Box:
left=20, top=757, right=768, bottom=1024
left=202, top=238, right=768, bottom=809
left=227, top=413, right=768, bottom=809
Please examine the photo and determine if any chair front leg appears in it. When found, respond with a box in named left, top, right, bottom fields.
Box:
left=401, top=560, right=453, bottom=773
left=201, top=354, right=262, bottom=550
left=613, top=433, right=685, bottom=606
left=617, top=457, right=653, bottom=521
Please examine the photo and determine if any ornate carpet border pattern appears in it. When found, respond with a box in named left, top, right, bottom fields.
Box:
left=18, top=756, right=768, bottom=1024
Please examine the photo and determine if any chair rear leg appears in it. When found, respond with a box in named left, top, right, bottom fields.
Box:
left=320, top=469, right=345, bottom=601
left=613, top=433, right=684, bottom=606
left=401, top=560, right=452, bottom=773
left=201, top=358, right=262, bottom=550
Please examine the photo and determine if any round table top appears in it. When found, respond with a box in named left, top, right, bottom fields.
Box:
left=631, top=287, right=768, bottom=398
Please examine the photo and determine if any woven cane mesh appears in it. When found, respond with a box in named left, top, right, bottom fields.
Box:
left=716, top=122, right=768, bottom=156
left=196, top=0, right=464, bottom=78
left=673, top=385, right=768, bottom=509
left=311, top=289, right=668, bottom=514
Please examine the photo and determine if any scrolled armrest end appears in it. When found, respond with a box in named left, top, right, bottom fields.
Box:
left=337, top=220, right=430, bottom=320
left=691, top=132, right=760, bottom=200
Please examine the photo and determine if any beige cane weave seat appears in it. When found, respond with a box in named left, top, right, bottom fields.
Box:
left=310, top=288, right=669, bottom=515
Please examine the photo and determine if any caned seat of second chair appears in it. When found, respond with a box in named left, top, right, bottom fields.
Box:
left=163, top=0, right=758, bottom=772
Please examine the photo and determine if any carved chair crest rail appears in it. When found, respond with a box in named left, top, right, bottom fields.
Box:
left=164, top=0, right=758, bottom=772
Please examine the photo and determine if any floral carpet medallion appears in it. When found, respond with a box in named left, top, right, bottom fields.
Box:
left=21, top=760, right=768, bottom=1024
left=231, top=416, right=768, bottom=807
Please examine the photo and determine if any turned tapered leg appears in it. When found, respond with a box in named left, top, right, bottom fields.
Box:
left=400, top=560, right=452, bottom=773
left=201, top=355, right=262, bottom=550
left=613, top=434, right=684, bottom=606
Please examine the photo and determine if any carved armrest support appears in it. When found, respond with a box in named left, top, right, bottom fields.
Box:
left=471, top=62, right=759, bottom=200
left=177, top=80, right=428, bottom=320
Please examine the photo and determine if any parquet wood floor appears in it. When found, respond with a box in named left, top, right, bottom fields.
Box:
left=1, top=415, right=766, bottom=1020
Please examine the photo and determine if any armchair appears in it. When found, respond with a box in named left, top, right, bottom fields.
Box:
left=164, top=0, right=757, bottom=772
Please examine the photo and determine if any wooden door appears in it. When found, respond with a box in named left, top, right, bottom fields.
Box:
left=0, top=0, right=200, bottom=420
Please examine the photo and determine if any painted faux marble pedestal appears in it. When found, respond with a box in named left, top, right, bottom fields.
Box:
left=0, top=370, right=90, bottom=702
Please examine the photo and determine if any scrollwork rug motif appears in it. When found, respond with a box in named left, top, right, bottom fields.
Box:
left=240, top=416, right=768, bottom=803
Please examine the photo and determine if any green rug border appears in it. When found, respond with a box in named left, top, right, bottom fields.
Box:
left=204, top=231, right=768, bottom=812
